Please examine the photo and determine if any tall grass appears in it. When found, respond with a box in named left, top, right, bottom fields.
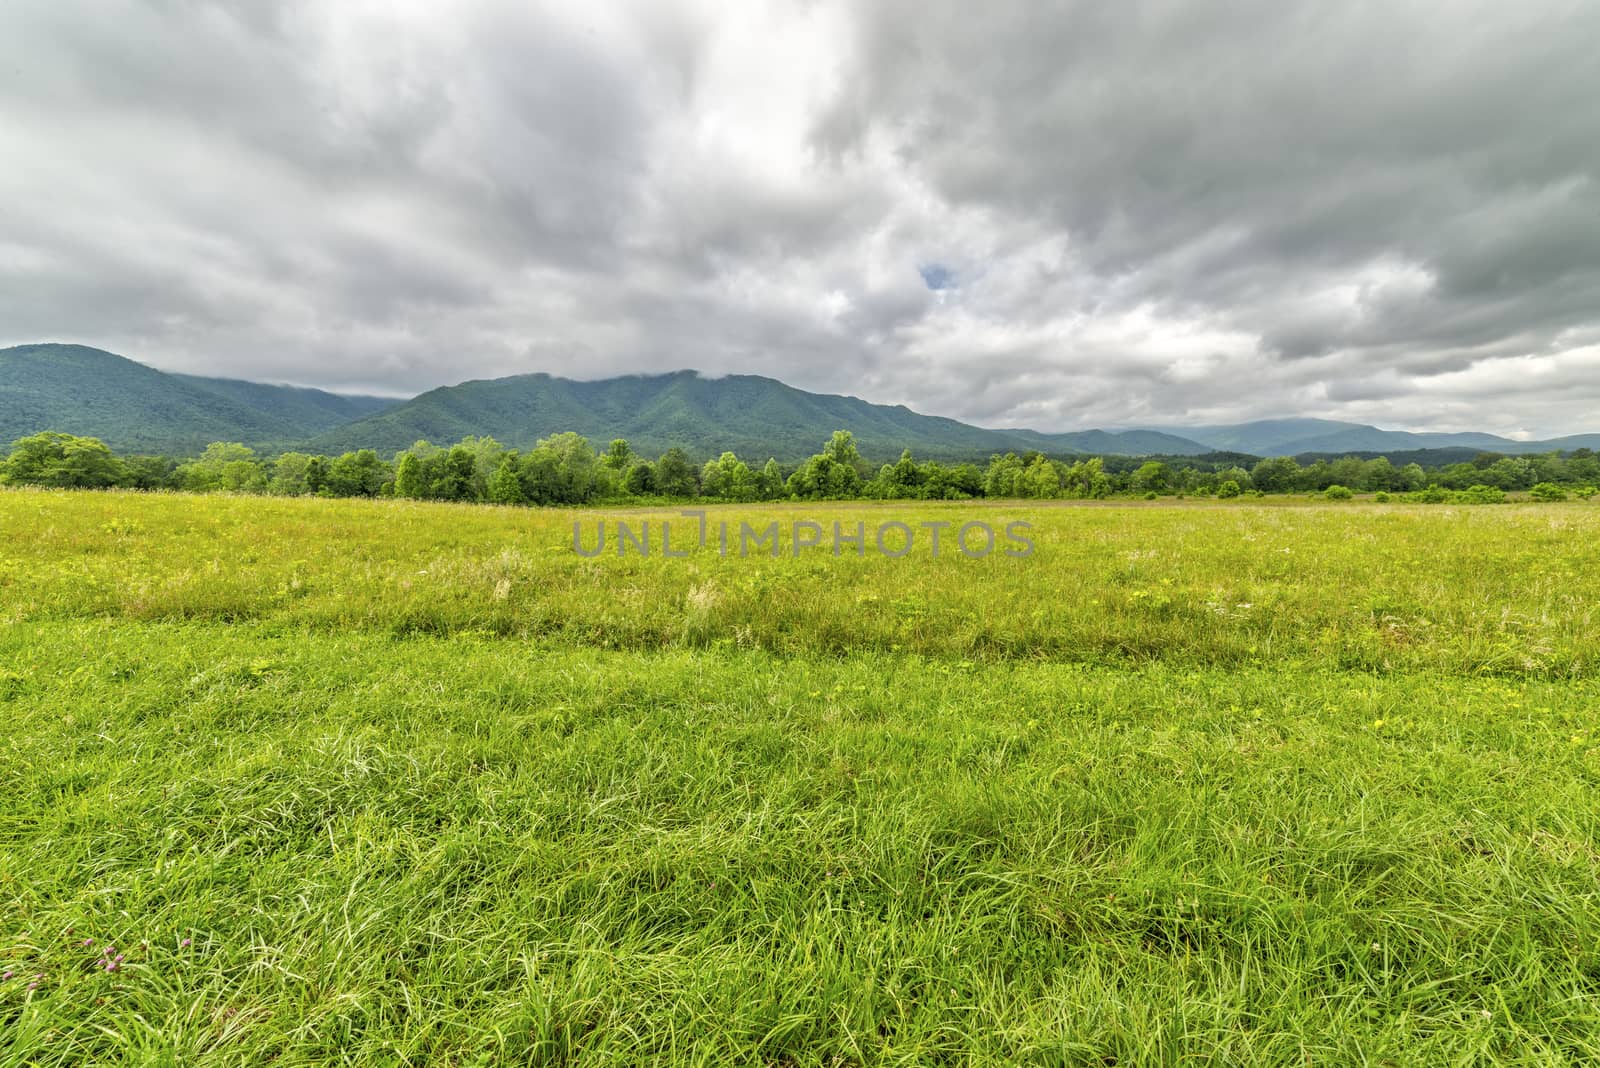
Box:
left=1, top=488, right=1597, bottom=676
left=2, top=489, right=1599, bottom=1063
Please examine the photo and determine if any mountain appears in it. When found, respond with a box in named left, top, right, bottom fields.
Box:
left=1141, top=418, right=1600, bottom=458
left=172, top=373, right=394, bottom=429
left=1147, top=419, right=1364, bottom=456
left=8, top=342, right=1599, bottom=463
left=304, top=369, right=1211, bottom=462
left=0, top=343, right=399, bottom=453
left=1008, top=427, right=1213, bottom=457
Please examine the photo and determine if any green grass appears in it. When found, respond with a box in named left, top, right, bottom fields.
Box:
left=3, top=489, right=1599, bottom=1064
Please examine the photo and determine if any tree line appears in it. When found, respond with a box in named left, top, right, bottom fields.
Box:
left=3, top=429, right=1597, bottom=503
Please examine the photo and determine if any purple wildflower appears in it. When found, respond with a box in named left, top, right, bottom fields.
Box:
left=82, top=938, right=93, bottom=947
left=180, top=938, right=192, bottom=947
left=2, top=971, right=13, bottom=981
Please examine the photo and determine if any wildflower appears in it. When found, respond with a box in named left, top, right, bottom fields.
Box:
left=2, top=971, right=12, bottom=980
left=82, top=938, right=93, bottom=947
left=180, top=938, right=192, bottom=948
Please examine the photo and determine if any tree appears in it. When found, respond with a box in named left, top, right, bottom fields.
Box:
left=759, top=458, right=784, bottom=499
left=487, top=454, right=525, bottom=504
left=653, top=447, right=699, bottom=498
left=788, top=433, right=863, bottom=500
left=701, top=452, right=757, bottom=500
left=519, top=433, right=600, bottom=504
left=604, top=439, right=633, bottom=471
left=436, top=446, right=478, bottom=501
left=325, top=450, right=388, bottom=497
left=1061, top=457, right=1110, bottom=499
left=822, top=430, right=862, bottom=471
left=1022, top=456, right=1062, bottom=498
left=1251, top=457, right=1302, bottom=494
left=269, top=452, right=318, bottom=496
left=1130, top=461, right=1172, bottom=496
left=1360, top=457, right=1397, bottom=491
left=983, top=453, right=1025, bottom=498
left=177, top=442, right=263, bottom=493
left=623, top=461, right=655, bottom=495
left=304, top=456, right=329, bottom=495
left=122, top=455, right=175, bottom=490
left=2, top=432, right=126, bottom=488
left=393, top=453, right=426, bottom=499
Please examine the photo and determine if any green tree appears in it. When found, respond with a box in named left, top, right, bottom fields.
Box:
left=1251, top=457, right=1302, bottom=494
left=269, top=452, right=318, bottom=496
left=178, top=442, right=263, bottom=493
left=393, top=453, right=426, bottom=499
left=759, top=458, right=785, bottom=500
left=983, top=453, right=1025, bottom=498
left=604, top=439, right=633, bottom=471
left=1130, top=461, right=1172, bottom=496
left=304, top=456, right=329, bottom=495
left=1022, top=456, right=1062, bottom=498
left=325, top=450, right=388, bottom=497
left=653, top=447, right=699, bottom=498
left=788, top=433, right=864, bottom=500
left=623, top=461, right=655, bottom=495
left=122, top=455, right=175, bottom=490
left=487, top=454, right=525, bottom=504
left=2, top=432, right=126, bottom=488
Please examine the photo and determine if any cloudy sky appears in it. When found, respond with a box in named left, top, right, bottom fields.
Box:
left=3, top=1, right=1599, bottom=436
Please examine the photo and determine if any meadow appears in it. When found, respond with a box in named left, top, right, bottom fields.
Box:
left=2, top=488, right=1599, bottom=1064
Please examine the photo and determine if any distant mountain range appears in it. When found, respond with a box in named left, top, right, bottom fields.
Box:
left=300, top=367, right=1204, bottom=460
left=0, top=344, right=394, bottom=454
left=5, top=343, right=1599, bottom=461
left=1140, top=418, right=1600, bottom=457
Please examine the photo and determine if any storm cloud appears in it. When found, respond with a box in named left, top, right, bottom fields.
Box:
left=3, top=0, right=1599, bottom=436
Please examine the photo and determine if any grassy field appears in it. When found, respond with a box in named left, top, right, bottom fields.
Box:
left=2, top=488, right=1599, bottom=1064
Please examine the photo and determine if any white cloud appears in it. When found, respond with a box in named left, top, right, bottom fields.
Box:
left=2, top=0, right=1599, bottom=434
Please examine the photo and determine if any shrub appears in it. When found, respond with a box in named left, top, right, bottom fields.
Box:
left=1529, top=482, right=1568, bottom=502
left=1324, top=485, right=1353, bottom=501
left=1373, top=491, right=1390, bottom=503
left=1460, top=484, right=1506, bottom=504
left=1217, top=480, right=1240, bottom=499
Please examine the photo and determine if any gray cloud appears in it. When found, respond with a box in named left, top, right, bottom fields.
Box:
left=3, top=0, right=1600, bottom=435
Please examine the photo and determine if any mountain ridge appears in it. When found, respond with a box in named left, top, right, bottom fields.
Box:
left=6, top=343, right=1600, bottom=461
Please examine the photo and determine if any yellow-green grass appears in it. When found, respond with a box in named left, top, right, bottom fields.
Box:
left=2, top=489, right=1597, bottom=675
left=2, top=488, right=1599, bottom=1064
